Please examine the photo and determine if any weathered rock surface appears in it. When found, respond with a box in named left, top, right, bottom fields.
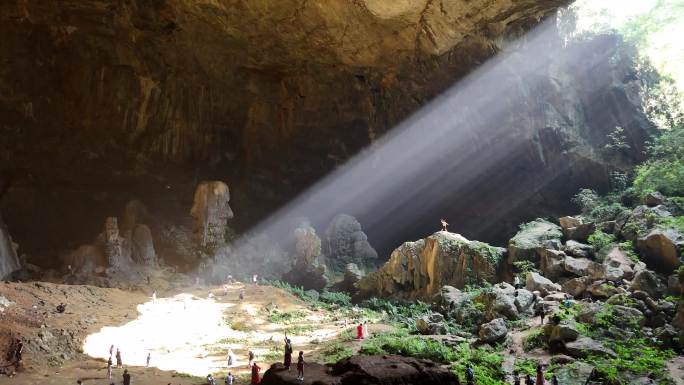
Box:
left=478, top=318, right=508, bottom=343
left=103, top=217, right=133, bottom=273
left=324, top=214, right=378, bottom=272
left=644, top=191, right=666, bottom=207
left=190, top=181, right=233, bottom=248
left=130, top=224, right=157, bottom=267
left=283, top=221, right=328, bottom=290
left=525, top=272, right=561, bottom=296
left=564, top=337, right=617, bottom=358
left=261, top=355, right=457, bottom=385
left=555, top=362, right=595, bottom=385
left=508, top=220, right=563, bottom=264
left=630, top=269, right=665, bottom=299
left=0, top=214, right=21, bottom=279
left=544, top=320, right=579, bottom=343
left=357, top=232, right=504, bottom=298
left=636, top=228, right=684, bottom=274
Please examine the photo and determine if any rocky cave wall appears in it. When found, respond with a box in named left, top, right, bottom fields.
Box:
left=0, top=0, right=656, bottom=267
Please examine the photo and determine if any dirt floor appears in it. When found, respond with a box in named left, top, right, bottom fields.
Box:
left=0, top=280, right=373, bottom=385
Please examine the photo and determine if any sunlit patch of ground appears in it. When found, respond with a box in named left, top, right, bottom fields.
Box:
left=82, top=284, right=351, bottom=378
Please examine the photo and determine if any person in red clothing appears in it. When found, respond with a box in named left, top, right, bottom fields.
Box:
left=356, top=323, right=364, bottom=339
left=251, top=361, right=261, bottom=384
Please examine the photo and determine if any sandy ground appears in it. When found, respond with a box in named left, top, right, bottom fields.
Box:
left=0, top=281, right=361, bottom=385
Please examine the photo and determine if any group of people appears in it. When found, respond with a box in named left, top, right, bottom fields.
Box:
left=355, top=321, right=370, bottom=339
left=282, top=335, right=305, bottom=381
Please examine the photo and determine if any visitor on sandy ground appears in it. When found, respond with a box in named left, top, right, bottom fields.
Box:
left=152, top=291, right=157, bottom=304
left=116, top=348, right=123, bottom=368
left=297, top=351, right=305, bottom=381
left=207, top=373, right=217, bottom=385
left=283, top=334, right=293, bottom=370
left=239, top=289, right=245, bottom=301
left=253, top=274, right=259, bottom=286
left=146, top=352, right=151, bottom=367
left=56, top=302, right=66, bottom=313
left=227, top=348, right=236, bottom=366
left=107, top=355, right=113, bottom=379
left=248, top=350, right=255, bottom=368
left=122, top=368, right=131, bottom=385
left=363, top=321, right=370, bottom=338
left=356, top=323, right=364, bottom=339
left=225, top=372, right=235, bottom=385
left=251, top=361, right=261, bottom=384
left=109, top=344, right=114, bottom=357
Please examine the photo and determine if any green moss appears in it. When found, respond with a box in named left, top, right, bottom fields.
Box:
left=588, top=230, right=617, bottom=251
left=267, top=309, right=309, bottom=324
left=522, top=328, right=547, bottom=352
left=589, top=339, right=676, bottom=383
left=470, top=241, right=504, bottom=265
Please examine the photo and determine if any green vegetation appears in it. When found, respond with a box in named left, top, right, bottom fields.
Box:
left=513, top=358, right=539, bottom=376
left=590, top=339, right=676, bottom=383
left=634, top=125, right=684, bottom=196
left=267, top=309, right=308, bottom=324
left=470, top=242, right=503, bottom=265
left=285, top=324, right=315, bottom=335
left=522, top=328, right=547, bottom=352
left=320, top=342, right=354, bottom=364
left=588, top=230, right=617, bottom=251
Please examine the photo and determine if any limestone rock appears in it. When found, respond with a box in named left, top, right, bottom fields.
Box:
left=293, top=220, right=322, bottom=267
left=63, top=244, right=107, bottom=275
left=103, top=217, right=133, bottom=273
left=323, top=214, right=378, bottom=272
left=562, top=277, right=590, bottom=298
left=565, top=337, right=617, bottom=358
left=508, top=219, right=562, bottom=264
left=563, top=240, right=593, bottom=259
left=525, top=272, right=561, bottom=296
left=513, top=289, right=536, bottom=314
left=540, top=249, right=567, bottom=280
left=544, top=320, right=579, bottom=343
left=630, top=269, right=665, bottom=299
left=190, top=181, right=233, bottom=248
left=644, top=191, right=666, bottom=207
left=337, top=263, right=364, bottom=292
left=618, top=205, right=671, bottom=241
left=358, top=232, right=504, bottom=299
left=564, top=222, right=596, bottom=243
left=559, top=216, right=582, bottom=229
left=586, top=281, right=618, bottom=299
left=555, top=362, right=595, bottom=385
left=477, top=283, right=519, bottom=321
left=0, top=214, right=21, bottom=279
left=603, top=246, right=635, bottom=279
left=636, top=228, right=684, bottom=274
left=562, top=256, right=603, bottom=279
left=130, top=224, right=157, bottom=267
left=261, top=355, right=458, bottom=385
left=478, top=318, right=508, bottom=343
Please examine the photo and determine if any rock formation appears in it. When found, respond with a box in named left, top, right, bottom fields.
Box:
left=282, top=220, right=328, bottom=290
left=323, top=214, right=378, bottom=273
left=636, top=228, right=683, bottom=274
left=0, top=214, right=20, bottom=279
left=0, top=1, right=655, bottom=266
left=357, top=231, right=504, bottom=299
left=102, top=217, right=133, bottom=273
left=508, top=219, right=563, bottom=265
left=261, top=355, right=457, bottom=385
left=190, top=181, right=233, bottom=248
left=130, top=224, right=157, bottom=267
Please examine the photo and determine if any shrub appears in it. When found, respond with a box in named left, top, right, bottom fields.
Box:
left=572, top=189, right=601, bottom=214
left=320, top=291, right=352, bottom=307
left=633, top=125, right=684, bottom=196
left=588, top=230, right=616, bottom=251
left=320, top=342, right=354, bottom=364
left=267, top=310, right=308, bottom=324
left=522, top=329, right=546, bottom=352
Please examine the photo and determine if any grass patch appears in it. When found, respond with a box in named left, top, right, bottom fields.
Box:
left=522, top=328, right=546, bottom=352
left=320, top=342, right=354, bottom=364
left=286, top=324, right=315, bottom=335
left=267, top=309, right=309, bottom=324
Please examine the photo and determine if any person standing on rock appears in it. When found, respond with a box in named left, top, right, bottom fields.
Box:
left=536, top=364, right=545, bottom=385
left=248, top=350, right=255, bottom=368
left=513, top=275, right=522, bottom=290
left=440, top=219, right=449, bottom=232
left=283, top=336, right=293, bottom=370
left=107, top=356, right=113, bottom=379
left=296, top=351, right=305, bottom=381
left=115, top=348, right=123, bottom=368
left=251, top=361, right=261, bottom=384
left=122, top=369, right=131, bottom=385
left=225, top=372, right=235, bottom=385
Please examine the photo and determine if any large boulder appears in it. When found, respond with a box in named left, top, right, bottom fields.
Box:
left=539, top=249, right=566, bottom=279
left=508, top=219, right=562, bottom=264
left=0, top=214, right=21, bottom=279
left=261, top=355, right=458, bottom=385
left=358, top=232, right=504, bottom=298
left=554, top=362, right=595, bottom=385
left=323, top=214, right=378, bottom=272
left=563, top=240, right=593, bottom=259
left=544, top=320, right=579, bottom=343
left=562, top=256, right=603, bottom=279
left=636, top=228, right=684, bottom=274
left=618, top=205, right=671, bottom=241
left=644, top=191, right=666, bottom=207
left=630, top=269, right=665, bottom=299
left=63, top=244, right=107, bottom=275
left=525, top=272, right=561, bottom=296
left=477, top=283, right=519, bottom=320
left=602, top=246, right=634, bottom=280
left=283, top=221, right=328, bottom=290
left=190, top=181, right=233, bottom=248
left=478, top=318, right=508, bottom=343
left=562, top=277, right=591, bottom=298
left=564, top=337, right=617, bottom=358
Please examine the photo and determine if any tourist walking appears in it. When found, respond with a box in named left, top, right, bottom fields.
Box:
left=251, top=361, right=261, bottom=384
left=297, top=351, right=305, bottom=381
left=146, top=352, right=151, bottom=367
left=227, top=348, right=236, bottom=366
left=356, top=323, right=364, bottom=339
left=248, top=350, right=255, bottom=368
left=465, top=364, right=474, bottom=385
left=536, top=364, right=545, bottom=385
left=207, top=374, right=217, bottom=385
left=362, top=321, right=370, bottom=338
left=122, top=369, right=131, bottom=385
left=116, top=348, right=123, bottom=368
left=107, top=356, right=113, bottom=379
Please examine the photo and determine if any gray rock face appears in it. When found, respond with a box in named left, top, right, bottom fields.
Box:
left=544, top=320, right=579, bottom=343
left=0, top=214, right=21, bottom=279
left=565, top=337, right=617, bottom=358
left=618, top=205, right=672, bottom=241
left=644, top=191, right=666, bottom=207
left=602, top=246, right=635, bottom=279
left=509, top=219, right=563, bottom=264
left=630, top=269, right=665, bottom=299
left=358, top=232, right=504, bottom=298
left=563, top=222, right=596, bottom=243
left=479, top=283, right=519, bottom=321
left=540, top=249, right=567, bottom=279
left=563, top=240, right=593, bottom=259
left=562, top=277, right=591, bottom=297
left=103, top=217, right=133, bottom=273
left=636, top=228, right=684, bottom=274
left=63, top=244, right=107, bottom=275
left=478, top=318, right=508, bottom=343
left=562, top=256, right=603, bottom=279
left=190, top=181, right=233, bottom=248
left=525, top=272, right=561, bottom=296
left=323, top=214, right=378, bottom=272
left=555, top=362, right=595, bottom=385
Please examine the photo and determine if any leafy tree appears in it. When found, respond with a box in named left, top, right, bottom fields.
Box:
left=633, top=125, right=684, bottom=195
